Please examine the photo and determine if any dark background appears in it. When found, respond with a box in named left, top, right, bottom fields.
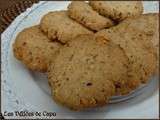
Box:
left=0, top=0, right=21, bottom=11
left=0, top=0, right=39, bottom=33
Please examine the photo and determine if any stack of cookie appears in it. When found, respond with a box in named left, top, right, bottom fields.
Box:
left=13, top=1, right=159, bottom=110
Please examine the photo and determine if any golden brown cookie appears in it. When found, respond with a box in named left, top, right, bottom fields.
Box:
left=13, top=25, right=61, bottom=72
left=118, top=13, right=159, bottom=50
left=96, top=19, right=157, bottom=94
left=48, top=35, right=129, bottom=110
left=40, top=11, right=93, bottom=43
left=89, top=1, right=143, bottom=21
left=118, top=13, right=159, bottom=74
left=68, top=1, right=114, bottom=31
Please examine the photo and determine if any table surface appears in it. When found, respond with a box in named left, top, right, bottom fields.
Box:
left=0, top=0, right=38, bottom=33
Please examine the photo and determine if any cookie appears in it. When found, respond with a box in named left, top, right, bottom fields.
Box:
left=13, top=25, right=61, bottom=72
left=48, top=35, right=129, bottom=110
left=96, top=21, right=157, bottom=94
left=119, top=13, right=159, bottom=50
left=89, top=1, right=143, bottom=21
left=40, top=11, right=93, bottom=43
left=119, top=13, right=159, bottom=74
left=68, top=1, right=114, bottom=31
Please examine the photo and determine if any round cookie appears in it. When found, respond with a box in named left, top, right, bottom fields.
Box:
left=118, top=13, right=159, bottom=74
left=89, top=1, right=143, bottom=22
left=40, top=10, right=93, bottom=44
left=13, top=25, right=61, bottom=72
left=68, top=1, right=114, bottom=31
left=118, top=13, right=159, bottom=51
left=96, top=22, right=157, bottom=94
left=48, top=35, right=129, bottom=110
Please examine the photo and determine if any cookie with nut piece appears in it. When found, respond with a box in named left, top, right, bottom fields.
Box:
left=68, top=1, right=114, bottom=31
left=13, top=25, right=61, bottom=72
left=40, top=11, right=93, bottom=44
left=89, top=1, right=143, bottom=21
left=48, top=34, right=129, bottom=110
